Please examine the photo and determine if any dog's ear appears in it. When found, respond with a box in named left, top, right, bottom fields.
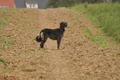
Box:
left=65, top=22, right=67, bottom=27
left=64, top=22, right=67, bottom=27
left=60, top=22, right=63, bottom=26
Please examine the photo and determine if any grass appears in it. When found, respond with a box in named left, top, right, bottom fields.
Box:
left=71, top=19, right=82, bottom=23
left=0, top=58, right=9, bottom=72
left=68, top=56, right=73, bottom=59
left=91, top=36, right=104, bottom=43
left=0, top=8, right=17, bottom=13
left=0, top=18, right=7, bottom=28
left=83, top=27, right=92, bottom=39
left=24, top=49, right=31, bottom=54
left=70, top=3, right=120, bottom=43
left=0, top=35, right=3, bottom=41
left=0, top=58, right=5, bottom=63
left=16, top=26, right=21, bottom=29
left=0, top=8, right=19, bottom=26
left=39, top=51, right=43, bottom=55
left=4, top=66, right=11, bottom=73
left=83, top=27, right=109, bottom=48
left=3, top=39, right=14, bottom=49
left=0, top=37, right=14, bottom=49
left=47, top=16, right=52, bottom=19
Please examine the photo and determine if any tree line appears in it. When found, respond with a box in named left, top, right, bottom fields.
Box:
left=46, top=0, right=119, bottom=8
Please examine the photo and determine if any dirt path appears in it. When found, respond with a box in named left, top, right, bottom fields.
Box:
left=0, top=8, right=120, bottom=80
left=44, top=49, right=75, bottom=80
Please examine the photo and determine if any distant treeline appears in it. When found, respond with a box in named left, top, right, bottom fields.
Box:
left=46, top=0, right=119, bottom=8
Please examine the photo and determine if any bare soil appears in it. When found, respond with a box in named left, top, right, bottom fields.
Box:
left=0, top=8, right=120, bottom=80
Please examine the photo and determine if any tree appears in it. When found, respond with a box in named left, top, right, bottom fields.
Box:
left=112, top=0, right=118, bottom=2
left=46, top=0, right=58, bottom=8
left=46, top=0, right=80, bottom=8
left=45, top=0, right=107, bottom=8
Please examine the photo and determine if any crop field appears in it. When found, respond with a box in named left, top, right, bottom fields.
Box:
left=0, top=7, right=120, bottom=80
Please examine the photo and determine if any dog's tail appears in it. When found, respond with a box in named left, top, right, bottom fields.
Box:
left=36, top=32, right=44, bottom=42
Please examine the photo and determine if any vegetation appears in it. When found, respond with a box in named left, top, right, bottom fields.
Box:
left=70, top=3, right=120, bottom=43
left=0, top=58, right=5, bottom=63
left=83, top=27, right=109, bottom=48
left=0, top=17, right=8, bottom=28
left=46, top=0, right=119, bottom=8
left=0, top=36, right=14, bottom=49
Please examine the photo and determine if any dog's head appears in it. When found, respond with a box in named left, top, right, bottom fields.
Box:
left=60, top=22, right=67, bottom=31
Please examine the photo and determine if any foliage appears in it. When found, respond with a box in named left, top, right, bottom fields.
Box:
left=46, top=0, right=77, bottom=8
left=46, top=0, right=119, bottom=8
left=70, top=3, right=120, bottom=43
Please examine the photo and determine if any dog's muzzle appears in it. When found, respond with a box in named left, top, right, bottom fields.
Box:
left=64, top=27, right=67, bottom=31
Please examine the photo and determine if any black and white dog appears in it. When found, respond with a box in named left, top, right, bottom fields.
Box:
left=36, top=22, right=67, bottom=49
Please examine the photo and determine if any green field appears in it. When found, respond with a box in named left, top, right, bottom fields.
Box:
left=70, top=3, right=120, bottom=43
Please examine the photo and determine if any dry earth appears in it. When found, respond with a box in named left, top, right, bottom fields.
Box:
left=0, top=8, right=120, bottom=80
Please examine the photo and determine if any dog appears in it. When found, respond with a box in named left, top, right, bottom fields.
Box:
left=36, top=22, right=67, bottom=49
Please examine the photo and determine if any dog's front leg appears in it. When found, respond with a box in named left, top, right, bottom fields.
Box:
left=57, top=40, right=61, bottom=49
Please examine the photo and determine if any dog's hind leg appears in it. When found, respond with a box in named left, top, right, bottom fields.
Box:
left=40, top=38, right=47, bottom=48
left=40, top=33, right=48, bottom=48
left=40, top=41, right=45, bottom=48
